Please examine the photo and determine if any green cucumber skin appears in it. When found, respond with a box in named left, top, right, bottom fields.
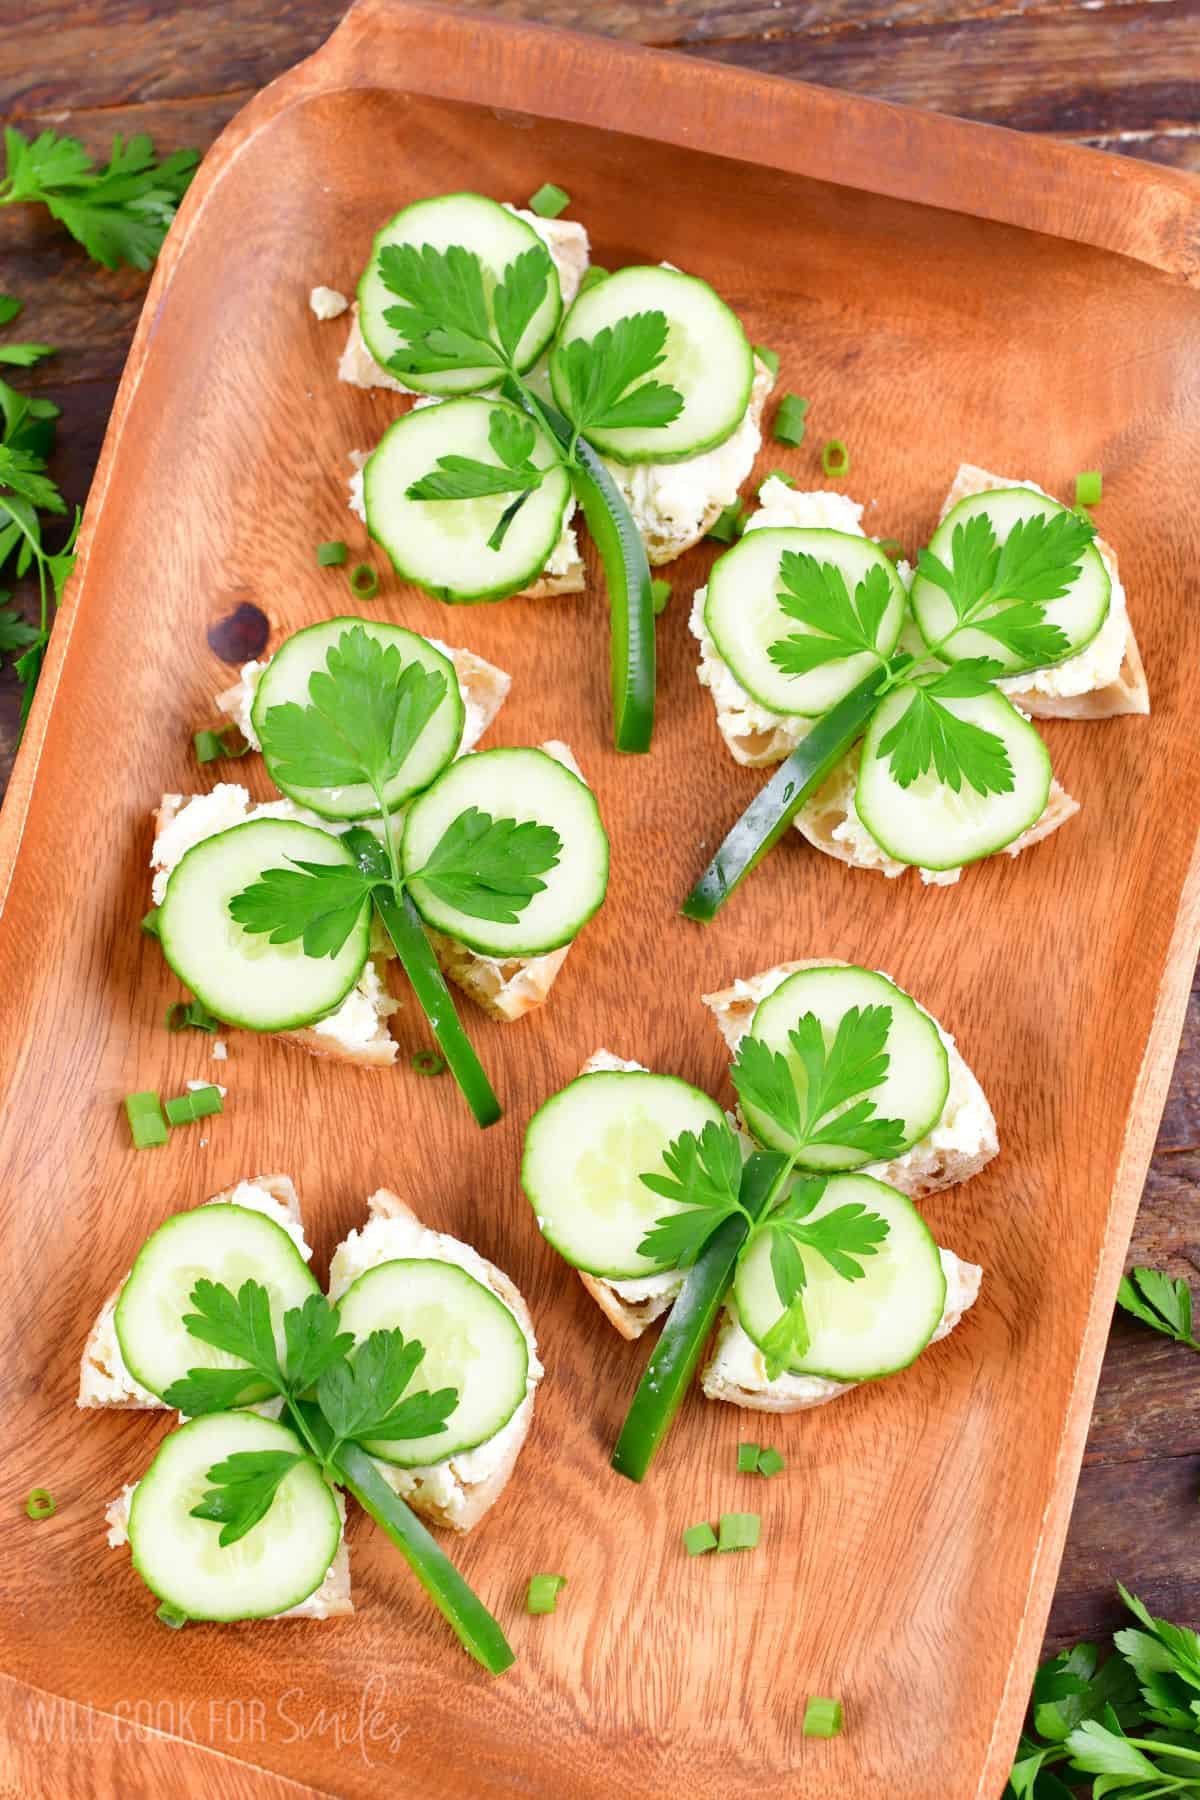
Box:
left=610, top=1151, right=788, bottom=1483
left=293, top=1404, right=515, bottom=1675
left=681, top=669, right=888, bottom=922
left=507, top=380, right=655, bottom=754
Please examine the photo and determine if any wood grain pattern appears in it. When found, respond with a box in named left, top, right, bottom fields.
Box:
left=1, top=3, right=1200, bottom=1797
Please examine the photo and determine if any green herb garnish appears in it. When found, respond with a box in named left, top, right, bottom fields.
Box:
left=821, top=437, right=849, bottom=477
left=1117, top=1265, right=1200, bottom=1352
left=707, top=502, right=745, bottom=544
left=141, top=907, right=162, bottom=938
left=124, top=1091, right=168, bottom=1150
left=348, top=561, right=380, bottom=600
left=768, top=550, right=894, bottom=679
left=25, top=1487, right=55, bottom=1521
left=803, top=1697, right=843, bottom=1738
left=193, top=726, right=250, bottom=765
left=683, top=1521, right=718, bottom=1555
left=164, top=997, right=220, bottom=1034
left=163, top=1085, right=223, bottom=1126
left=1076, top=469, right=1102, bottom=507
left=156, top=1601, right=188, bottom=1629
left=317, top=539, right=348, bottom=566
left=717, top=1511, right=760, bottom=1552
left=528, top=183, right=570, bottom=219
left=412, top=1049, right=446, bottom=1077
left=525, top=1573, right=567, bottom=1613
left=756, top=1446, right=785, bottom=1478
left=915, top=506, right=1087, bottom=668
left=773, top=393, right=808, bottom=447
left=753, top=344, right=780, bottom=382
left=1, top=127, right=199, bottom=269
left=651, top=577, right=672, bottom=615
left=736, top=1441, right=760, bottom=1473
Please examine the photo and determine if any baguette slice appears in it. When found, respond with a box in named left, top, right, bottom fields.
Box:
left=423, top=740, right=591, bottom=1022
left=328, top=1188, right=541, bottom=1532
left=79, top=1174, right=307, bottom=1410
left=150, top=790, right=401, bottom=1068
left=701, top=957, right=999, bottom=1198
left=938, top=463, right=1148, bottom=719
left=104, top=1479, right=354, bottom=1620
left=700, top=1247, right=982, bottom=1413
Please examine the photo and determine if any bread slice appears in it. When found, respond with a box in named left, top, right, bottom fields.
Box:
left=79, top=1175, right=306, bottom=1410
left=701, top=958, right=999, bottom=1199
left=104, top=1480, right=354, bottom=1620
left=327, top=1189, right=541, bottom=1532
left=609, top=355, right=776, bottom=567
left=214, top=637, right=512, bottom=759
left=150, top=791, right=401, bottom=1068
left=699, top=1247, right=982, bottom=1413
left=938, top=463, right=1148, bottom=719
left=424, top=740, right=592, bottom=1022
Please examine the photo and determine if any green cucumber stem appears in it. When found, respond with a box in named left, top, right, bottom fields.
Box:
left=292, top=1403, right=515, bottom=1675
left=681, top=668, right=888, bottom=923
left=610, top=1151, right=789, bottom=1483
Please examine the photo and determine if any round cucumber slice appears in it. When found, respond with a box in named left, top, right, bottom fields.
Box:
left=550, top=265, right=753, bottom=464
left=356, top=192, right=562, bottom=394
left=335, top=1258, right=528, bottom=1467
left=128, top=1413, right=341, bottom=1620
left=856, top=685, right=1052, bottom=871
left=911, top=487, right=1111, bottom=675
left=115, top=1203, right=319, bottom=1402
left=365, top=398, right=571, bottom=603
left=705, top=528, right=907, bottom=717
left=733, top=1173, right=946, bottom=1382
left=522, top=1070, right=729, bottom=1279
left=159, top=818, right=371, bottom=1032
left=401, top=746, right=609, bottom=958
left=252, top=619, right=464, bottom=820
left=744, top=965, right=950, bottom=1169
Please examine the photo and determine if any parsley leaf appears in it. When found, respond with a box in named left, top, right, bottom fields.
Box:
left=769, top=553, right=893, bottom=677
left=875, top=671, right=1015, bottom=798
left=0, top=342, right=56, bottom=369
left=492, top=245, right=554, bottom=362
left=1, top=127, right=199, bottom=271
left=732, top=1006, right=906, bottom=1162
left=406, top=406, right=546, bottom=550
left=228, top=857, right=377, bottom=958
left=0, top=598, right=38, bottom=654
left=917, top=507, right=1090, bottom=668
left=190, top=1449, right=308, bottom=1546
left=317, top=1329, right=458, bottom=1455
left=553, top=311, right=684, bottom=435
left=411, top=805, right=562, bottom=924
left=283, top=1293, right=357, bottom=1394
left=1116, top=1267, right=1200, bottom=1352
left=0, top=443, right=66, bottom=513
left=636, top=1119, right=746, bottom=1268
left=177, top=1277, right=284, bottom=1390
left=379, top=241, right=504, bottom=377
left=160, top=1363, right=271, bottom=1416
left=0, top=296, right=20, bottom=327
left=256, top=623, right=450, bottom=795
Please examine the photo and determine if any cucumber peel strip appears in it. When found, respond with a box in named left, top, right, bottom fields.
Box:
left=343, top=828, right=501, bottom=1129
left=681, top=669, right=887, bottom=923
left=508, top=383, right=655, bottom=755
left=610, top=1150, right=788, bottom=1483
left=293, top=1403, right=515, bottom=1675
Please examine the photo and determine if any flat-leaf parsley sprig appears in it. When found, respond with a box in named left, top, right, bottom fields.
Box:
left=611, top=1006, right=897, bottom=1477
left=377, top=235, right=682, bottom=752
left=1, top=126, right=199, bottom=270
left=226, top=624, right=562, bottom=1127
left=156, top=1274, right=512, bottom=1672
left=684, top=508, right=1100, bottom=920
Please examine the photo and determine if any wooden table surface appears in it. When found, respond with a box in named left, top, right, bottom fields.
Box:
left=3, top=0, right=1198, bottom=1662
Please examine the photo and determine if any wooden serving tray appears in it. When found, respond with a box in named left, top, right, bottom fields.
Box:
left=2, top=4, right=1199, bottom=1795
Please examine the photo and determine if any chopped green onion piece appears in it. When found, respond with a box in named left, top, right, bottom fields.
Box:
left=25, top=1488, right=55, bottom=1521
left=141, top=907, right=162, bottom=939
left=717, top=1511, right=761, bottom=1552
left=821, top=437, right=850, bottom=477
left=774, top=393, right=808, bottom=447
left=125, top=1092, right=168, bottom=1149
left=737, top=1442, right=761, bottom=1473
left=579, top=265, right=609, bottom=294
left=803, top=1696, right=843, bottom=1738
left=164, top=1094, right=194, bottom=1126
left=317, top=539, right=348, bottom=567
left=707, top=504, right=743, bottom=544
left=876, top=538, right=903, bottom=561
left=187, top=1084, right=224, bottom=1118
left=753, top=344, right=780, bottom=382
left=1074, top=503, right=1093, bottom=525
left=1075, top=469, right=1102, bottom=507
left=650, top=578, right=672, bottom=616
left=683, top=1521, right=718, bottom=1556
left=528, top=182, right=570, bottom=219
left=760, top=468, right=796, bottom=491
left=156, top=1601, right=188, bottom=1630
left=526, top=1573, right=566, bottom=1614
left=193, top=727, right=249, bottom=764
left=348, top=562, right=380, bottom=600
left=757, top=1446, right=786, bottom=1478
left=412, top=1049, right=446, bottom=1078
left=165, top=998, right=220, bottom=1034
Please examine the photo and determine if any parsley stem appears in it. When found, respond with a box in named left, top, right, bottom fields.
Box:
left=612, top=1150, right=789, bottom=1482
left=682, top=667, right=887, bottom=922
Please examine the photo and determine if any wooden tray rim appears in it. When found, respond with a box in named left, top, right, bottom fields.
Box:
left=3, top=6, right=1200, bottom=1796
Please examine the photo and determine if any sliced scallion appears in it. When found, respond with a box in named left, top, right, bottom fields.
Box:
left=753, top=344, right=780, bottom=382
left=757, top=1446, right=786, bottom=1478
left=317, top=539, right=348, bottom=567
left=650, top=578, right=672, bottom=616
left=773, top=394, right=808, bottom=447
left=760, top=469, right=796, bottom=491
left=707, top=504, right=743, bottom=544
left=165, top=997, right=220, bottom=1034
left=875, top=538, right=903, bottom=561
left=1075, top=469, right=1102, bottom=507
left=412, top=1049, right=446, bottom=1078
left=156, top=1601, right=188, bottom=1629
left=124, top=1091, right=168, bottom=1150
left=141, top=908, right=162, bottom=939
left=718, top=1511, right=761, bottom=1552
left=348, top=562, right=380, bottom=600
left=526, top=1573, right=566, bottom=1614
left=25, top=1488, right=56, bottom=1521
left=821, top=438, right=850, bottom=477
left=683, top=1521, right=718, bottom=1556
left=528, top=183, right=570, bottom=219
left=579, top=265, right=609, bottom=294
left=737, top=1442, right=761, bottom=1473
left=193, top=727, right=249, bottom=765
left=803, top=1696, right=844, bottom=1738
